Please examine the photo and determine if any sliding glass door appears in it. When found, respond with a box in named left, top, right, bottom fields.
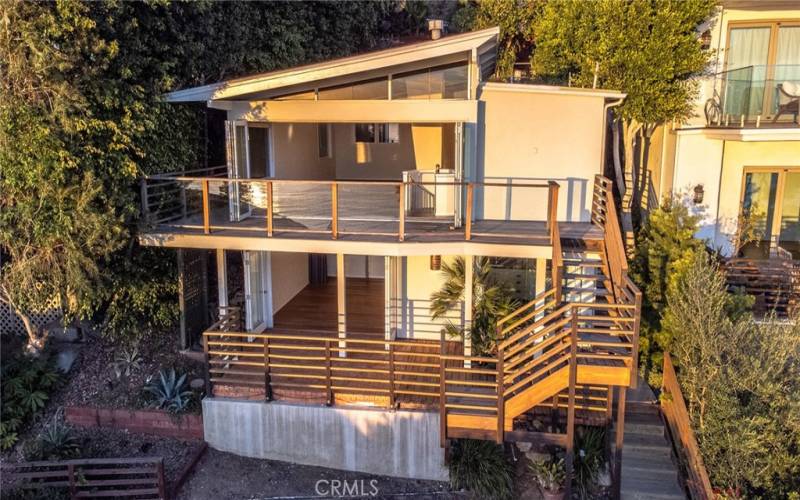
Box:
left=741, top=168, right=800, bottom=259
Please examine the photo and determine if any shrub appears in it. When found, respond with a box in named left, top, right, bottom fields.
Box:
left=145, top=369, right=193, bottom=413
left=666, top=253, right=800, bottom=497
left=110, top=346, right=142, bottom=379
left=572, top=426, right=607, bottom=499
left=0, top=349, right=60, bottom=450
left=448, top=439, right=514, bottom=500
left=630, top=198, right=705, bottom=383
left=530, top=457, right=565, bottom=494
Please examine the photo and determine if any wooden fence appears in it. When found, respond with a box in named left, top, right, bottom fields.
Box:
left=3, top=457, right=167, bottom=499
left=661, top=353, right=714, bottom=500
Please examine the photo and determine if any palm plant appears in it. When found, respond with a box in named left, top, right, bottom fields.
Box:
left=430, top=257, right=518, bottom=355
left=145, top=369, right=193, bottom=413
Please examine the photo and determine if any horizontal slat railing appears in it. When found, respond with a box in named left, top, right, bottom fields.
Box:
left=141, top=175, right=557, bottom=244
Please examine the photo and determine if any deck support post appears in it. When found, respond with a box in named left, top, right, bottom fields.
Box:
left=613, top=386, right=627, bottom=500
left=202, top=179, right=210, bottom=235
left=266, top=180, right=273, bottom=237
left=331, top=182, right=338, bottom=240
left=564, top=308, right=579, bottom=500
left=398, top=183, right=405, bottom=241
left=337, top=253, right=346, bottom=358
left=463, top=255, right=474, bottom=368
left=439, top=329, right=447, bottom=448
left=216, top=249, right=228, bottom=318
left=264, top=336, right=272, bottom=401
left=496, top=345, right=505, bottom=444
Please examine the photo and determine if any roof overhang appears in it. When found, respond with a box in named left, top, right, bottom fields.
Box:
left=166, top=27, right=500, bottom=103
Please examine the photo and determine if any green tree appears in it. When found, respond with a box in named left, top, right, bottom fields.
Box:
left=665, top=254, right=800, bottom=497
left=532, top=0, right=715, bottom=217
left=430, top=257, right=517, bottom=355
left=452, top=0, right=540, bottom=78
left=0, top=0, right=127, bottom=348
left=2, top=0, right=406, bottom=347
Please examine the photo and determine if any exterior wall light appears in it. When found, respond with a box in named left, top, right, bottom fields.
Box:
left=430, top=255, right=442, bottom=271
left=693, top=184, right=704, bottom=205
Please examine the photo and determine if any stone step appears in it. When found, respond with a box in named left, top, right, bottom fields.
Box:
left=621, top=451, right=678, bottom=473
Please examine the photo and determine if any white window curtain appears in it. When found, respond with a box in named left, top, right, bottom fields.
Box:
left=774, top=26, right=800, bottom=112
left=725, top=27, right=770, bottom=116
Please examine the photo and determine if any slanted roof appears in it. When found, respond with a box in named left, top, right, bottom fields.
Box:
left=165, top=27, right=499, bottom=103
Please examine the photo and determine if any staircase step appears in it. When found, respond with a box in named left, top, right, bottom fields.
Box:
left=564, top=287, right=612, bottom=296
left=615, top=431, right=671, bottom=450
left=620, top=450, right=678, bottom=472
left=565, top=273, right=607, bottom=280
left=623, top=413, right=665, bottom=435
left=621, top=476, right=685, bottom=499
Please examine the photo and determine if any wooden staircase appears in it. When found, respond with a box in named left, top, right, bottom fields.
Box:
left=443, top=175, right=641, bottom=444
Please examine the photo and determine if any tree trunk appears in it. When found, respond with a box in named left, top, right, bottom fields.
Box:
left=2, top=295, right=45, bottom=353
left=622, top=120, right=642, bottom=211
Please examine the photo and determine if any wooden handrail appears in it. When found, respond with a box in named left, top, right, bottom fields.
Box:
left=662, top=353, right=714, bottom=500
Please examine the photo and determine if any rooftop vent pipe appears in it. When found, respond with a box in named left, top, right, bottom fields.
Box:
left=428, top=19, right=445, bottom=40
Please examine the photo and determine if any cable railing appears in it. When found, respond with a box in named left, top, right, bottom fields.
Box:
left=140, top=173, right=561, bottom=245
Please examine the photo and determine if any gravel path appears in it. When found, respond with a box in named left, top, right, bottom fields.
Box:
left=175, top=448, right=464, bottom=500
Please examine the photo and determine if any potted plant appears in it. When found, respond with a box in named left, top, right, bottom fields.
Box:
left=530, top=458, right=566, bottom=500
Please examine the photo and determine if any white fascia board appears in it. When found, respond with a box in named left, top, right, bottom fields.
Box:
left=164, top=27, right=499, bottom=103
left=677, top=127, right=800, bottom=142
left=480, top=82, right=626, bottom=100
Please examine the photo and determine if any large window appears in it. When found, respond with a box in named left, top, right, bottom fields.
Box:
left=391, top=63, right=468, bottom=100
left=740, top=168, right=800, bottom=259
left=318, top=78, right=388, bottom=100
left=725, top=22, right=800, bottom=117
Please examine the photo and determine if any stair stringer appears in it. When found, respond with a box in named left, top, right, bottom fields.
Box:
left=503, top=364, right=631, bottom=431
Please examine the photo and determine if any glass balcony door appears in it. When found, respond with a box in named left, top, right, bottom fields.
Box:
left=741, top=168, right=800, bottom=259
left=227, top=121, right=252, bottom=222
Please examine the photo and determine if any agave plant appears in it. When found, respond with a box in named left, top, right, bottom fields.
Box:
left=37, top=411, right=79, bottom=460
left=145, top=369, right=193, bottom=413
left=110, top=347, right=143, bottom=379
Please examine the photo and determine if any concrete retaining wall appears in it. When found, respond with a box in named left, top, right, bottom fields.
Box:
left=202, top=398, right=448, bottom=481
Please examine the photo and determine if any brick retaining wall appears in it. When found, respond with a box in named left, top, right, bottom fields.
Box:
left=65, top=406, right=203, bottom=439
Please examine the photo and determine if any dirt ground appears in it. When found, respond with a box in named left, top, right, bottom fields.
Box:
left=175, top=448, right=465, bottom=500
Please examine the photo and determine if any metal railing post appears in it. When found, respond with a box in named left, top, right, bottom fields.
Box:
left=331, top=182, right=338, bottom=240
left=266, top=180, right=273, bottom=237
left=465, top=182, right=473, bottom=240
left=398, top=182, right=405, bottom=242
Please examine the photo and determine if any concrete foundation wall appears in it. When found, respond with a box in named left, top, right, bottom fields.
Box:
left=202, top=398, right=448, bottom=482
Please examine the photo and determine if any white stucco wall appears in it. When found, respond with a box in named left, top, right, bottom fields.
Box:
left=477, top=86, right=608, bottom=222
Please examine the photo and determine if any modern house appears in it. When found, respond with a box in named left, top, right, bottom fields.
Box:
left=140, top=26, right=641, bottom=493
left=652, top=1, right=800, bottom=314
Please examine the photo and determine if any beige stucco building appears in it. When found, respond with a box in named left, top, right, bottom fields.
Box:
left=655, top=1, right=800, bottom=258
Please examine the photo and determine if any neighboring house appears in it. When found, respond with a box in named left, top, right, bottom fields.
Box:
left=140, top=26, right=641, bottom=492
left=651, top=0, right=800, bottom=315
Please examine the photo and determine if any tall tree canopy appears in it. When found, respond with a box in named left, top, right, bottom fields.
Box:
left=531, top=0, right=715, bottom=216
left=1, top=0, right=415, bottom=347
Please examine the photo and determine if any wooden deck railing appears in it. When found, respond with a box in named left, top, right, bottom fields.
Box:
left=140, top=174, right=558, bottom=244
left=723, top=256, right=800, bottom=317
left=3, top=457, right=167, bottom=499
left=661, top=353, right=714, bottom=500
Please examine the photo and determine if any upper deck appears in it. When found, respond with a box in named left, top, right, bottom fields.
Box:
left=137, top=170, right=603, bottom=257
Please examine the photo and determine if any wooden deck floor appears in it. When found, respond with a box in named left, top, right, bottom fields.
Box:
left=273, top=278, right=384, bottom=334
